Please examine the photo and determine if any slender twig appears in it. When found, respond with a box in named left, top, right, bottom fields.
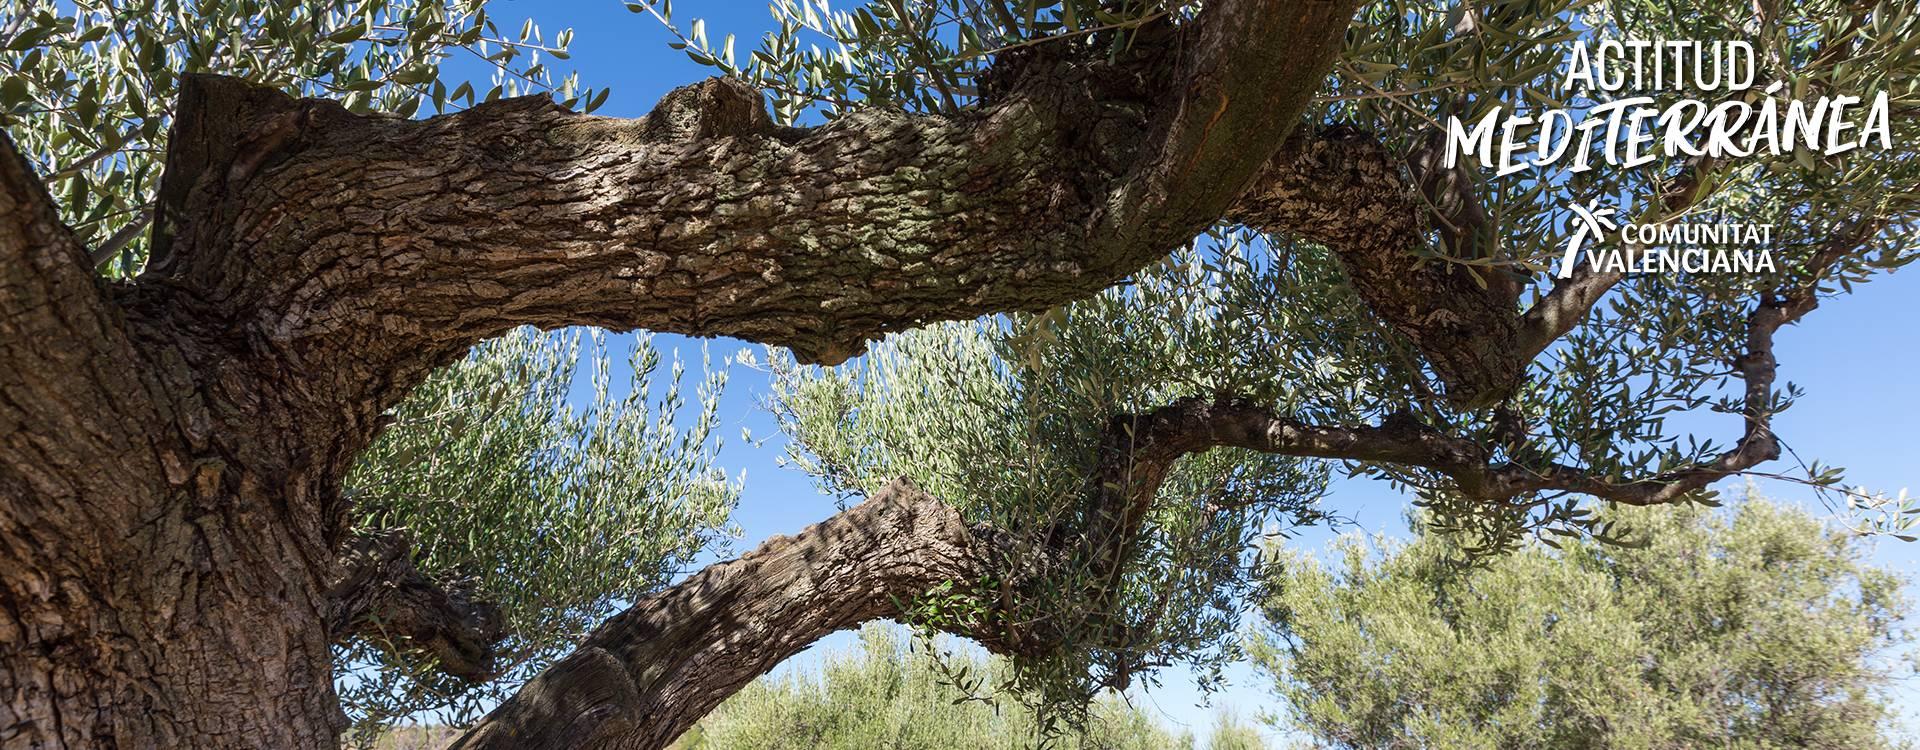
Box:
left=46, top=143, right=118, bottom=180
left=884, top=0, right=959, bottom=112
left=1334, top=61, right=1448, bottom=130
left=88, top=210, right=150, bottom=268
left=952, top=9, right=1176, bottom=61
left=369, top=25, right=565, bottom=54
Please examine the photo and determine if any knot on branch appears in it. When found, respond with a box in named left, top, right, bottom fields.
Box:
left=771, top=319, right=878, bottom=367
left=327, top=531, right=505, bottom=682
left=641, top=77, right=775, bottom=142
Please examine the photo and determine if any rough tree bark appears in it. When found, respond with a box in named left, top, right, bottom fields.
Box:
left=0, top=0, right=1835, bottom=746
left=2, top=109, right=345, bottom=747
left=448, top=479, right=1003, bottom=750
left=325, top=531, right=505, bottom=682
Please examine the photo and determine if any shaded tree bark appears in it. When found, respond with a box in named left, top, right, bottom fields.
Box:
left=325, top=531, right=505, bottom=683
left=2, top=107, right=346, bottom=748
left=448, top=479, right=1004, bottom=750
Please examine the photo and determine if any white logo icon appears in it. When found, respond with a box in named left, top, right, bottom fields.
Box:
left=1560, top=199, right=1618, bottom=278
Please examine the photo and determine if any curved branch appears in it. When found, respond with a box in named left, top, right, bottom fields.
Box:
left=326, top=531, right=504, bottom=683
left=1093, top=215, right=1878, bottom=512
left=137, top=0, right=1361, bottom=433
left=449, top=478, right=1002, bottom=750
left=1093, top=394, right=1694, bottom=509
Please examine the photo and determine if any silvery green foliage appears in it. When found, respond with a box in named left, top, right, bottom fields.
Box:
left=0, top=0, right=605, bottom=278
left=674, top=624, right=1208, bottom=750
left=773, top=240, right=1340, bottom=734
left=1251, top=493, right=1913, bottom=748
left=1320, top=0, right=1920, bottom=543
left=632, top=0, right=1195, bottom=124
left=338, top=329, right=739, bottom=742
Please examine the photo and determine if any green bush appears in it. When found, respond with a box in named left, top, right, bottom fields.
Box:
left=1251, top=493, right=1916, bottom=749
left=672, top=624, right=1268, bottom=750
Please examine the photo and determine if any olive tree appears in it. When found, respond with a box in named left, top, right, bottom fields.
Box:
left=336, top=330, right=736, bottom=743
left=1249, top=494, right=1914, bottom=748
left=2, top=0, right=1916, bottom=747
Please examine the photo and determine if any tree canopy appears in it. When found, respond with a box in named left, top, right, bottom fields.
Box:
left=1251, top=493, right=1915, bottom=748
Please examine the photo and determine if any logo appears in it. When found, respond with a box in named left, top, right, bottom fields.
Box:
left=1558, top=199, right=1618, bottom=278
left=1555, top=197, right=1777, bottom=277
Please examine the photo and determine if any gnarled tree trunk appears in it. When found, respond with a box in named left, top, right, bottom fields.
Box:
left=1, top=139, right=348, bottom=745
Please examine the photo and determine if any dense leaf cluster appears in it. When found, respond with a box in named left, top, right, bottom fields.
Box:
left=1253, top=493, right=1914, bottom=748
left=772, top=242, right=1345, bottom=732
left=337, top=331, right=738, bottom=741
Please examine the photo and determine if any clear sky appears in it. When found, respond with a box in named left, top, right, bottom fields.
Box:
left=448, top=1, right=1920, bottom=743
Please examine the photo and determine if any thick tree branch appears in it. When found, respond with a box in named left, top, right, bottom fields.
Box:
left=449, top=478, right=1003, bottom=750
left=136, top=0, right=1360, bottom=443
left=325, top=531, right=505, bottom=682
left=1227, top=129, right=1527, bottom=406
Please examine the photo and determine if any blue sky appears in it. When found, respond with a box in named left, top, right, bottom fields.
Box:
left=452, top=1, right=1920, bottom=743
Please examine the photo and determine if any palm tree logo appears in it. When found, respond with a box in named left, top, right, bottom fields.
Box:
left=1559, top=199, right=1619, bottom=279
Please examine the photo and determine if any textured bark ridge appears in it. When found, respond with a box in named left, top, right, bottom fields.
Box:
left=2, top=117, right=345, bottom=747
left=133, top=0, right=1360, bottom=425
left=449, top=480, right=999, bottom=750
left=1229, top=130, right=1529, bottom=405
left=326, top=532, right=505, bottom=681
